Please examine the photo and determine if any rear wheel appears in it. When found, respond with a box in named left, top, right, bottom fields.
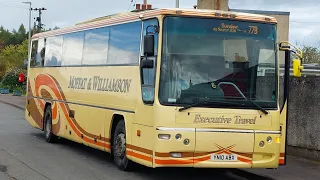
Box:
left=112, top=120, right=133, bottom=171
left=44, top=105, right=57, bottom=143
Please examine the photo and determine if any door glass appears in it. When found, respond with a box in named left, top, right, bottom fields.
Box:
left=141, top=19, right=158, bottom=103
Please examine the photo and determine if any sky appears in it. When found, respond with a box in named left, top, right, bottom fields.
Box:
left=0, top=0, right=319, bottom=46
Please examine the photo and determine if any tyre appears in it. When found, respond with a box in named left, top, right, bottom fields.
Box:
left=112, top=120, right=133, bottom=171
left=44, top=105, right=58, bottom=143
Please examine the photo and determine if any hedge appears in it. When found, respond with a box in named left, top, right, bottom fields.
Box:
left=0, top=67, right=27, bottom=94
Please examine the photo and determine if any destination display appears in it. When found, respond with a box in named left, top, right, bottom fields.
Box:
left=213, top=23, right=259, bottom=35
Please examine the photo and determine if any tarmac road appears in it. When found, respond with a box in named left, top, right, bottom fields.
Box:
left=0, top=102, right=320, bottom=180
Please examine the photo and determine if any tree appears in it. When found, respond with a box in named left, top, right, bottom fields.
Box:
left=295, top=41, right=320, bottom=64
left=0, top=60, right=7, bottom=81
left=0, top=39, right=4, bottom=50
left=0, top=39, right=28, bottom=74
left=17, top=24, right=27, bottom=44
left=0, top=24, right=28, bottom=83
left=18, top=24, right=26, bottom=35
left=0, top=26, right=11, bottom=47
left=302, top=46, right=320, bottom=64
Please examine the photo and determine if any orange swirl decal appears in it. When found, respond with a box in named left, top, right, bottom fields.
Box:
left=30, top=74, right=150, bottom=159
left=33, top=73, right=110, bottom=149
left=34, top=74, right=59, bottom=132
left=27, top=80, right=43, bottom=129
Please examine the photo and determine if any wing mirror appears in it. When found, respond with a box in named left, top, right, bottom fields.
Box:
left=141, top=59, right=154, bottom=69
left=293, top=59, right=304, bottom=77
left=143, top=35, right=154, bottom=57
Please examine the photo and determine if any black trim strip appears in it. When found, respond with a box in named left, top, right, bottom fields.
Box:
left=281, top=50, right=291, bottom=165
left=281, top=50, right=290, bottom=113
left=28, top=96, right=135, bottom=114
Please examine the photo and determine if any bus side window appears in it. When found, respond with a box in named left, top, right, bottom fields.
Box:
left=45, top=36, right=63, bottom=67
left=31, top=38, right=46, bottom=67
left=30, top=40, right=39, bottom=67
left=141, top=19, right=159, bottom=104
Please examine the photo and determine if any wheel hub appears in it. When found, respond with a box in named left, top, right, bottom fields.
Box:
left=114, top=133, right=126, bottom=158
left=45, top=114, right=51, bottom=138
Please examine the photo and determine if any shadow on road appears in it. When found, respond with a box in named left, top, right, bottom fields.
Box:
left=31, top=132, right=274, bottom=180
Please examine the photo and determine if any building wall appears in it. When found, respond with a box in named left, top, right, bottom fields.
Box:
left=197, top=0, right=229, bottom=11
left=272, top=14, right=289, bottom=65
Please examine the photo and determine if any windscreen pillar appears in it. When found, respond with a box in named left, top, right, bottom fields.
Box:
left=197, top=0, right=229, bottom=11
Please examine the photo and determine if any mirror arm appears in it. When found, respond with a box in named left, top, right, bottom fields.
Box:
left=144, top=52, right=148, bottom=60
left=279, top=41, right=304, bottom=77
left=146, top=25, right=159, bottom=35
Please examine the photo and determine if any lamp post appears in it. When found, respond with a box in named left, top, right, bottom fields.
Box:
left=22, top=1, right=32, bottom=62
left=176, top=0, right=179, bottom=8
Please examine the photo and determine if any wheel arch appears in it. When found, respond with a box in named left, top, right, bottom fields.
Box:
left=110, top=114, right=125, bottom=147
left=109, top=113, right=134, bottom=151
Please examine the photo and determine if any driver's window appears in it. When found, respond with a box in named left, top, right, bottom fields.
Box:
left=141, top=18, right=158, bottom=104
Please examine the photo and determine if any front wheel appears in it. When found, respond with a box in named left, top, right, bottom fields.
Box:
left=112, top=120, right=133, bottom=171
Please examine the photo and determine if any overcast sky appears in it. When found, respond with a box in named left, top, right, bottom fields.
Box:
left=0, top=0, right=319, bottom=46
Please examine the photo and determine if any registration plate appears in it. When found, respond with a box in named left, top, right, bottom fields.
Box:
left=211, top=154, right=238, bottom=162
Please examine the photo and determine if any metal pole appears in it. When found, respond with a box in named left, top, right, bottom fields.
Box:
left=22, top=2, right=32, bottom=62
left=143, top=0, right=147, bottom=4
left=176, top=0, right=179, bottom=8
left=22, top=1, right=32, bottom=96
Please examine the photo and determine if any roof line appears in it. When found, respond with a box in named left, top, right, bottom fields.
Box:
left=32, top=8, right=278, bottom=39
left=230, top=8, right=290, bottom=16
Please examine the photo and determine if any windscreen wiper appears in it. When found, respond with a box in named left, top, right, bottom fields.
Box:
left=216, top=82, right=269, bottom=115
left=223, top=96, right=268, bottom=115
left=178, top=99, right=239, bottom=112
left=245, top=99, right=269, bottom=115
left=179, top=98, right=269, bottom=114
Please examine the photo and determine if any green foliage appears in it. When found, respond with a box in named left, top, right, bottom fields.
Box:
left=0, top=39, right=28, bottom=68
left=302, top=46, right=320, bottom=64
left=0, top=24, right=28, bottom=47
left=0, top=24, right=28, bottom=94
left=296, top=42, right=320, bottom=64
left=0, top=68, right=27, bottom=94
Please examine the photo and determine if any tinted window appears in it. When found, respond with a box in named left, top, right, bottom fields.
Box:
left=45, top=36, right=63, bottom=66
left=62, top=32, right=84, bottom=66
left=160, top=17, right=277, bottom=109
left=82, top=27, right=109, bottom=65
left=31, top=38, right=45, bottom=67
left=141, top=19, right=159, bottom=103
left=142, top=19, right=158, bottom=86
left=30, top=40, right=38, bottom=67
left=108, top=21, right=141, bottom=65
left=141, top=19, right=158, bottom=56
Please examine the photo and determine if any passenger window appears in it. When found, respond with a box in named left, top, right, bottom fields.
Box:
left=141, top=19, right=159, bottom=104
left=30, top=38, right=45, bottom=67
left=45, top=36, right=63, bottom=67
left=108, top=21, right=142, bottom=65
left=30, top=40, right=38, bottom=67
left=61, top=31, right=84, bottom=66
left=83, top=27, right=109, bottom=65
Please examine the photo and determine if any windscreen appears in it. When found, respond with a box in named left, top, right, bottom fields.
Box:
left=159, top=16, right=277, bottom=109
